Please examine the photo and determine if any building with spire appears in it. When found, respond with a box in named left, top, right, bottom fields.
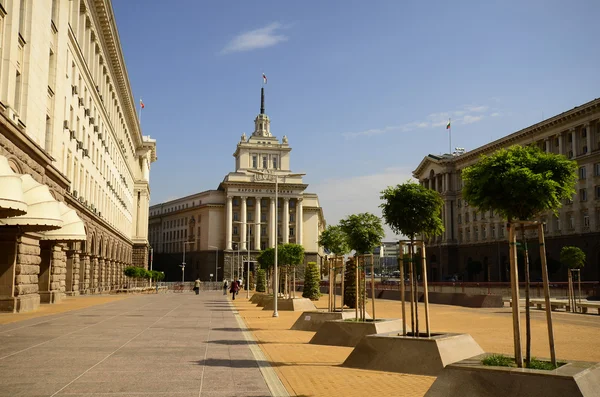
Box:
left=148, top=88, right=326, bottom=282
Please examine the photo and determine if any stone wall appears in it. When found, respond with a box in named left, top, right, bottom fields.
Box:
left=14, top=235, right=41, bottom=312
left=50, top=245, right=66, bottom=302
left=133, top=244, right=149, bottom=269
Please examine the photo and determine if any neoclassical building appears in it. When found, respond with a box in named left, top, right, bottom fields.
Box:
left=149, top=89, right=326, bottom=282
left=0, top=0, right=156, bottom=313
left=413, top=98, right=600, bottom=282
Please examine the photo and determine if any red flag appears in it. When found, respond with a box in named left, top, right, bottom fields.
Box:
left=140, top=99, right=145, bottom=109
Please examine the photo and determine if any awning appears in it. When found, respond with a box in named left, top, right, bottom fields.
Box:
left=40, top=202, right=86, bottom=241
left=0, top=155, right=27, bottom=218
left=0, top=174, right=63, bottom=232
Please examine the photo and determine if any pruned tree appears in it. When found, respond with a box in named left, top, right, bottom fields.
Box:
left=256, top=269, right=267, bottom=292
left=257, top=247, right=275, bottom=293
left=339, top=213, right=385, bottom=321
left=560, top=246, right=585, bottom=313
left=303, top=262, right=321, bottom=300
left=380, top=181, right=444, bottom=337
left=318, top=225, right=350, bottom=311
left=462, top=144, right=577, bottom=367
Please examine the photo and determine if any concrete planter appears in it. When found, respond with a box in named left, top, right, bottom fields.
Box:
left=262, top=298, right=316, bottom=312
left=249, top=293, right=268, bottom=304
left=291, top=310, right=371, bottom=332
left=254, top=294, right=274, bottom=307
left=425, top=353, right=600, bottom=397
left=343, top=332, right=484, bottom=376
left=309, top=318, right=403, bottom=347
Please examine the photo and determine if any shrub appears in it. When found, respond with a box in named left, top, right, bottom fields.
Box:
left=302, top=262, right=321, bottom=301
left=482, top=354, right=514, bottom=368
left=256, top=269, right=266, bottom=292
left=344, top=258, right=357, bottom=308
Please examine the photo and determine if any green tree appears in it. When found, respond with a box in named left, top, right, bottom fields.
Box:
left=343, top=258, right=357, bottom=308
left=318, top=225, right=350, bottom=256
left=462, top=144, right=577, bottom=367
left=257, top=247, right=275, bottom=293
left=256, top=269, right=267, bottom=292
left=561, top=246, right=586, bottom=313
left=339, top=213, right=385, bottom=320
left=302, top=262, right=321, bottom=300
left=282, top=243, right=305, bottom=298
left=380, top=181, right=444, bottom=336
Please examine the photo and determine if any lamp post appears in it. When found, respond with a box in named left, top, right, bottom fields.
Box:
left=209, top=245, right=219, bottom=283
left=247, top=170, right=305, bottom=318
left=182, top=241, right=193, bottom=285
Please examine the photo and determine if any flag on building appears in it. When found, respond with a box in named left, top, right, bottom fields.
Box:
left=262, top=73, right=267, bottom=84
left=446, top=119, right=451, bottom=129
left=140, top=99, right=145, bottom=109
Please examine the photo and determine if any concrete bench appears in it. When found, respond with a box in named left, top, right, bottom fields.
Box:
left=530, top=299, right=569, bottom=311
left=579, top=302, right=600, bottom=314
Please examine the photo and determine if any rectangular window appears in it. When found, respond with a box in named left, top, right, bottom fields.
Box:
left=580, top=188, right=587, bottom=202
left=491, top=225, right=496, bottom=238
left=44, top=115, right=52, bottom=154
left=583, top=212, right=590, bottom=228
left=569, top=215, right=575, bottom=230
left=594, top=163, right=600, bottom=177
left=233, top=212, right=239, bottom=221
left=261, top=226, right=267, bottom=235
left=290, top=214, right=295, bottom=222
left=14, top=71, right=22, bottom=113
left=555, top=217, right=561, bottom=231
left=465, top=213, right=470, bottom=223
left=457, top=199, right=461, bottom=208
left=289, top=227, right=294, bottom=236
left=262, top=156, right=267, bottom=168
left=261, top=213, right=267, bottom=222
left=233, top=226, right=238, bottom=235
left=579, top=166, right=586, bottom=180
left=272, top=156, right=278, bottom=169
left=252, top=155, right=257, bottom=168
left=466, top=229, right=470, bottom=241
left=248, top=212, right=253, bottom=221
left=596, top=186, right=600, bottom=199
left=482, top=226, right=487, bottom=239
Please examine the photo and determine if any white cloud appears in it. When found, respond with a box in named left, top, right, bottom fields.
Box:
left=221, top=23, right=288, bottom=54
left=491, top=112, right=501, bottom=117
left=311, top=167, right=416, bottom=240
left=465, top=105, right=488, bottom=113
left=462, top=115, right=484, bottom=124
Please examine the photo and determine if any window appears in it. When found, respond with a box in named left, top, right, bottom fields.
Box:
left=582, top=128, right=587, bottom=138
left=569, top=215, right=575, bottom=230
left=247, top=198, right=253, bottom=206
left=579, top=166, right=586, bottom=180
left=474, top=227, right=479, bottom=241
left=233, top=212, right=239, bottom=221
left=580, top=188, right=587, bottom=202
left=465, top=213, right=470, bottom=223
left=457, top=199, right=462, bottom=208
left=595, top=163, right=600, bottom=177
left=261, top=213, right=267, bottom=222
left=233, top=198, right=239, bottom=206
left=459, top=230, right=463, bottom=242
left=583, top=211, right=590, bottom=228
left=596, top=186, right=600, bottom=199
left=499, top=226, right=505, bottom=237
left=252, top=155, right=257, bottom=168
left=289, top=227, right=295, bottom=237
left=233, top=226, right=238, bottom=235
left=261, top=241, right=267, bottom=250
left=248, top=212, right=253, bottom=221
left=458, top=214, right=462, bottom=224
left=482, top=226, right=487, bottom=239
left=290, top=214, right=295, bottom=222
left=272, top=156, right=278, bottom=169
left=263, top=156, right=267, bottom=168
left=261, top=226, right=267, bottom=235
left=466, top=228, right=470, bottom=241
left=14, top=71, right=22, bottom=113
left=491, top=225, right=496, bottom=238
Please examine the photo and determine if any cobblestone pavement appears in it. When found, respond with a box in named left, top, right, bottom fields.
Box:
left=0, top=292, right=275, bottom=397
left=233, top=293, right=600, bottom=397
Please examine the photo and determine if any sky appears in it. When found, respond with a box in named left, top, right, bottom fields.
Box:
left=113, top=0, right=600, bottom=240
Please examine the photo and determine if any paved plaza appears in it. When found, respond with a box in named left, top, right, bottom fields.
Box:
left=0, top=292, right=283, bottom=397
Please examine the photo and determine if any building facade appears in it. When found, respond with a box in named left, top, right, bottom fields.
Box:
left=413, top=98, right=600, bottom=282
left=0, top=0, right=156, bottom=313
left=149, top=89, right=326, bottom=282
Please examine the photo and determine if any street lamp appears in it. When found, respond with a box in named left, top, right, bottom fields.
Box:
left=182, top=241, right=194, bottom=285
left=209, top=245, right=219, bottom=283
left=247, top=170, right=305, bottom=318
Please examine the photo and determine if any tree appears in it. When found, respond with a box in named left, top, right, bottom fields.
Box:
left=339, top=213, right=385, bottom=321
left=318, top=225, right=350, bottom=311
left=560, top=246, right=585, bottom=313
left=462, top=144, right=577, bottom=367
left=256, top=269, right=267, bottom=292
left=380, top=181, right=444, bottom=337
left=343, top=258, right=357, bottom=308
left=303, top=262, right=321, bottom=300
left=283, top=243, right=305, bottom=298
left=257, top=247, right=275, bottom=293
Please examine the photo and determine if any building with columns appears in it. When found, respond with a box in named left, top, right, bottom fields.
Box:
left=413, top=98, right=600, bottom=282
left=149, top=88, right=326, bottom=282
left=0, top=0, right=157, bottom=313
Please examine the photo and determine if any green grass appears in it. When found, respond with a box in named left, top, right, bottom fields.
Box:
left=482, top=354, right=565, bottom=370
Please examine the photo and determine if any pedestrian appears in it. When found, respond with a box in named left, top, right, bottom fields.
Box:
left=194, top=278, right=201, bottom=295
left=237, top=278, right=242, bottom=295
left=222, top=280, right=228, bottom=295
left=230, top=279, right=239, bottom=300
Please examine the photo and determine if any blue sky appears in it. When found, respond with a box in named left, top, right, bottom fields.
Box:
left=113, top=0, right=599, bottom=238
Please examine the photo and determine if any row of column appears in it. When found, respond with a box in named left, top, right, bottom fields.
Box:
left=544, top=122, right=595, bottom=158
left=225, top=196, right=303, bottom=251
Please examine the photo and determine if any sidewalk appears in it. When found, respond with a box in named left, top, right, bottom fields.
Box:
left=233, top=292, right=600, bottom=397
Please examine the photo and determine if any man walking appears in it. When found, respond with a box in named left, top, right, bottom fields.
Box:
left=229, top=280, right=239, bottom=300
left=194, top=278, right=201, bottom=295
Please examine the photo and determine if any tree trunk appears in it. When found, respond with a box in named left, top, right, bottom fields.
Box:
left=341, top=258, right=345, bottom=310
left=355, top=254, right=359, bottom=320
left=509, top=223, right=523, bottom=368
left=568, top=270, right=574, bottom=313
left=399, top=244, right=406, bottom=335
left=408, top=239, right=416, bottom=336
left=521, top=224, right=531, bottom=366
left=537, top=223, right=556, bottom=366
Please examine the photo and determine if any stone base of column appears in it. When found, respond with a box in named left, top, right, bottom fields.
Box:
left=39, top=291, right=65, bottom=304
left=0, top=294, right=40, bottom=313
left=132, top=244, right=149, bottom=268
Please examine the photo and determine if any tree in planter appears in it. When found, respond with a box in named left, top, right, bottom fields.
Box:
left=339, top=213, right=385, bottom=321
left=124, top=266, right=138, bottom=289
left=318, top=225, right=350, bottom=310
left=257, top=247, right=275, bottom=293
left=284, top=244, right=305, bottom=298
left=303, top=262, right=321, bottom=300
left=343, top=258, right=357, bottom=309
left=256, top=269, right=267, bottom=292
left=560, top=246, right=585, bottom=313
left=380, top=181, right=444, bottom=337
left=462, top=144, right=577, bottom=367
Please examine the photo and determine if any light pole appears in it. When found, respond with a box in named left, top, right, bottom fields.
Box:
left=209, top=245, right=219, bottom=283
left=247, top=170, right=305, bottom=318
left=182, top=241, right=193, bottom=286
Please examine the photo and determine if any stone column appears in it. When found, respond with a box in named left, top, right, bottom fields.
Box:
left=571, top=128, right=577, bottom=158
left=283, top=198, right=290, bottom=243
left=98, top=257, right=105, bottom=292
left=90, top=255, right=97, bottom=293
left=544, top=138, right=550, bottom=153
left=557, top=133, right=563, bottom=155
left=50, top=245, right=67, bottom=303
left=255, top=197, right=262, bottom=250
left=585, top=123, right=592, bottom=153
left=240, top=196, right=247, bottom=250
left=13, top=235, right=41, bottom=312
left=269, top=197, right=276, bottom=248
left=297, top=198, right=303, bottom=245
left=70, top=250, right=81, bottom=295
left=226, top=196, right=233, bottom=250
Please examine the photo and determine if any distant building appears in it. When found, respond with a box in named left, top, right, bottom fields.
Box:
left=148, top=89, right=326, bottom=282
left=413, top=98, right=600, bottom=282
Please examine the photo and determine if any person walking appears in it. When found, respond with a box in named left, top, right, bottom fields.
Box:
left=237, top=277, right=243, bottom=295
left=222, top=280, right=228, bottom=295
left=194, top=278, right=201, bottom=295
left=230, top=279, right=239, bottom=300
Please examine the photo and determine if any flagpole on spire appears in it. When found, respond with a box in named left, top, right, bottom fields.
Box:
left=447, top=118, right=452, bottom=154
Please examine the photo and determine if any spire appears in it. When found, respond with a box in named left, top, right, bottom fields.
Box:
left=260, top=87, right=265, bottom=114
